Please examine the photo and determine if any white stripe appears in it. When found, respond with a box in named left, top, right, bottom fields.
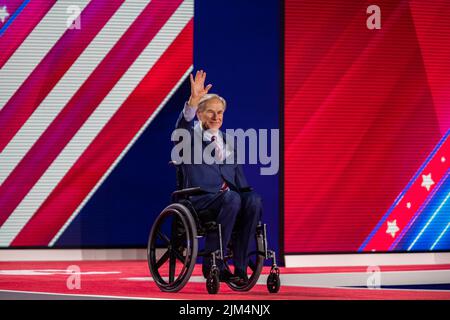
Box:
left=0, top=0, right=150, bottom=186
left=50, top=65, right=194, bottom=246
left=122, top=270, right=450, bottom=288
left=0, top=289, right=175, bottom=300
left=276, top=269, right=450, bottom=288
left=0, top=0, right=90, bottom=111
left=0, top=248, right=147, bottom=261
left=0, top=0, right=193, bottom=246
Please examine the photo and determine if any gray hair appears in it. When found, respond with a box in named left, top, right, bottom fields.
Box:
left=197, top=94, right=227, bottom=112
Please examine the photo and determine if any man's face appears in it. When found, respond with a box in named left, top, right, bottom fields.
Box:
left=197, top=98, right=225, bottom=132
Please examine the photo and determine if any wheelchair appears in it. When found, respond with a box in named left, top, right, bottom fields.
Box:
left=147, top=162, right=280, bottom=294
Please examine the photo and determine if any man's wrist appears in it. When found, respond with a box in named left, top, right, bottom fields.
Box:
left=183, top=101, right=197, bottom=121
left=188, top=96, right=200, bottom=108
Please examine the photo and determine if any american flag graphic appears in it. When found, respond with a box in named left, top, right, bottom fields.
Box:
left=359, top=130, right=450, bottom=252
left=0, top=0, right=193, bottom=247
left=284, top=0, right=450, bottom=253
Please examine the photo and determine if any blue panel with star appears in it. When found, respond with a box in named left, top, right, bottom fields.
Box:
left=394, top=173, right=450, bottom=251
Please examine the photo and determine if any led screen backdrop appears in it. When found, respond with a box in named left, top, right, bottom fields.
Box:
left=0, top=0, right=280, bottom=250
left=284, top=0, right=450, bottom=253
left=2, top=0, right=448, bottom=255
left=0, top=0, right=194, bottom=247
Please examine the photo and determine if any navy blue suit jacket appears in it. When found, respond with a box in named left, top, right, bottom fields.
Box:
left=175, top=110, right=249, bottom=193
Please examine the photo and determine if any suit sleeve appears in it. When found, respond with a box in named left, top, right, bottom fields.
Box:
left=175, top=102, right=196, bottom=130
left=227, top=135, right=250, bottom=189
left=235, top=164, right=250, bottom=189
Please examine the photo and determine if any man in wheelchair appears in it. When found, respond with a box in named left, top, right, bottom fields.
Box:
left=148, top=70, right=279, bottom=294
left=175, top=70, right=262, bottom=286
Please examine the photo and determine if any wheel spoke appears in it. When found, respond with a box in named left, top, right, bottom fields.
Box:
left=169, top=251, right=176, bottom=283
left=173, top=248, right=186, bottom=264
left=157, top=230, right=171, bottom=245
left=156, top=249, right=170, bottom=269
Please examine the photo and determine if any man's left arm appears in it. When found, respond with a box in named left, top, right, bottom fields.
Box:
left=235, top=164, right=250, bottom=190
left=229, top=135, right=250, bottom=191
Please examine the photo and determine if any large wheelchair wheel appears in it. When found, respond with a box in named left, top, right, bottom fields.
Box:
left=147, top=203, right=198, bottom=292
left=225, top=227, right=265, bottom=292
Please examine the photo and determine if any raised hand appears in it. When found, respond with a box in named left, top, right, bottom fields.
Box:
left=188, top=70, right=212, bottom=107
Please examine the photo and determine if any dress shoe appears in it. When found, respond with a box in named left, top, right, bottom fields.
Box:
left=234, top=268, right=249, bottom=286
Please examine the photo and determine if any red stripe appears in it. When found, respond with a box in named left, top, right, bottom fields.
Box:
left=0, top=0, right=56, bottom=69
left=0, top=0, right=123, bottom=152
left=12, top=20, right=193, bottom=246
left=0, top=0, right=182, bottom=228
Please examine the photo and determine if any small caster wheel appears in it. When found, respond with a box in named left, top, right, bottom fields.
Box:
left=267, top=268, right=280, bottom=293
left=206, top=268, right=220, bottom=294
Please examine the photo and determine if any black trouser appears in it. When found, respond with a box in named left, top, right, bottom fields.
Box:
left=190, top=190, right=262, bottom=274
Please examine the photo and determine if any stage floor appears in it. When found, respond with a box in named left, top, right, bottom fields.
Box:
left=1, top=261, right=450, bottom=300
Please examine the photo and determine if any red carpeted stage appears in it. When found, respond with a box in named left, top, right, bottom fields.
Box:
left=1, top=261, right=450, bottom=300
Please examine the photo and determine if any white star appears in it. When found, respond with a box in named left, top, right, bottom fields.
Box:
left=442, top=157, right=446, bottom=163
left=386, top=220, right=400, bottom=238
left=0, top=6, right=9, bottom=24
left=421, top=173, right=435, bottom=191
left=406, top=202, right=411, bottom=209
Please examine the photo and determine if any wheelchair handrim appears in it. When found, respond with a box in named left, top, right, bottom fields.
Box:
left=147, top=204, right=198, bottom=292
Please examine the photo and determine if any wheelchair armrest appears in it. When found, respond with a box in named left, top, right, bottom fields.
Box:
left=171, top=187, right=207, bottom=200
left=239, top=186, right=253, bottom=193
